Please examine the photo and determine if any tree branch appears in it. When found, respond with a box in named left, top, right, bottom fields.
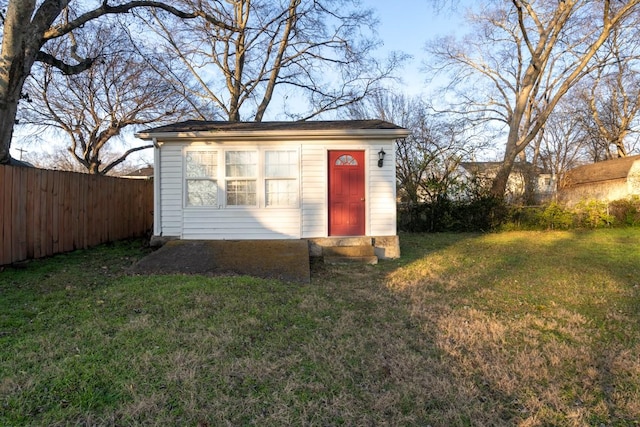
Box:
left=43, top=1, right=237, bottom=40
left=35, top=51, right=96, bottom=75
left=101, top=144, right=154, bottom=175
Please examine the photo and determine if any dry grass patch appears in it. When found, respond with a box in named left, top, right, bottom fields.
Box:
left=388, top=230, right=640, bottom=425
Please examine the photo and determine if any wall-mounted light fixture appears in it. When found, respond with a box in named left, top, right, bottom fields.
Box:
left=377, top=148, right=386, bottom=168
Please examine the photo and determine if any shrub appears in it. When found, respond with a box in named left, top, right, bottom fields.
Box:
left=397, top=196, right=507, bottom=232
left=503, top=206, right=544, bottom=230
left=398, top=197, right=640, bottom=233
left=609, top=196, right=640, bottom=226
left=537, top=202, right=574, bottom=230
left=456, top=195, right=508, bottom=231
left=574, top=200, right=614, bottom=228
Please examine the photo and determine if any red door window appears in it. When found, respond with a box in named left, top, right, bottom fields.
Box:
left=328, top=151, right=365, bottom=236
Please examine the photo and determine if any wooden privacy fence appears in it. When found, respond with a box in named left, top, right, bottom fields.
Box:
left=1, top=165, right=154, bottom=266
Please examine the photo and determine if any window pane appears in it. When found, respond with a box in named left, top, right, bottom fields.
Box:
left=335, top=154, right=357, bottom=166
left=265, top=150, right=296, bottom=177
left=187, top=180, right=217, bottom=206
left=266, top=179, right=298, bottom=207
left=226, top=179, right=256, bottom=205
left=186, top=151, right=217, bottom=177
left=226, top=151, right=257, bottom=177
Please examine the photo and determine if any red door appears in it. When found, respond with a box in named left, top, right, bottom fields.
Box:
left=328, top=150, right=365, bottom=236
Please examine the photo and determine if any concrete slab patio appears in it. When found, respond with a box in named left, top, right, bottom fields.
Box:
left=130, top=240, right=310, bottom=283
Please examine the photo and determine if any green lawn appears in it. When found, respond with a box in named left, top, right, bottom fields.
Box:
left=1, top=230, right=639, bottom=426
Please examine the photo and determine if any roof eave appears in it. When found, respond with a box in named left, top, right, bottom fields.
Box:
left=135, top=128, right=410, bottom=141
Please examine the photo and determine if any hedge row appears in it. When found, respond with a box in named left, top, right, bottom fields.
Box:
left=398, top=196, right=640, bottom=232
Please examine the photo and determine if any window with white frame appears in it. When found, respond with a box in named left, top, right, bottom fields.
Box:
left=265, top=150, right=298, bottom=207
left=185, top=150, right=218, bottom=206
left=225, top=151, right=257, bottom=206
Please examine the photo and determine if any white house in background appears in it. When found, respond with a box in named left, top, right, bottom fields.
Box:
left=459, top=161, right=555, bottom=203
left=136, top=120, right=409, bottom=258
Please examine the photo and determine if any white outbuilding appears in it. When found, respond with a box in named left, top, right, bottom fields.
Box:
left=136, top=120, right=409, bottom=259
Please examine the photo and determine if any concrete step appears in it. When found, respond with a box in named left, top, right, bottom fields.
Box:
left=323, top=245, right=375, bottom=257
left=323, top=245, right=378, bottom=265
left=324, top=255, right=378, bottom=265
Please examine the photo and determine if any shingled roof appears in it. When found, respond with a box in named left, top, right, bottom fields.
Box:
left=563, top=154, right=640, bottom=186
left=139, top=119, right=405, bottom=135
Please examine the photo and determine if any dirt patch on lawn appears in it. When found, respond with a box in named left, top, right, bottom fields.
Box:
left=130, top=240, right=310, bottom=283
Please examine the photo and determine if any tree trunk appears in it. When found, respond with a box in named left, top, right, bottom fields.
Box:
left=614, top=134, right=628, bottom=157
left=0, top=61, right=35, bottom=164
left=491, top=140, right=520, bottom=198
left=0, top=1, right=44, bottom=164
left=0, top=99, right=20, bottom=164
left=88, top=161, right=100, bottom=174
left=490, top=162, right=512, bottom=198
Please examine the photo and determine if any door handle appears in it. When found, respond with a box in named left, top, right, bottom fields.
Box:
left=361, top=197, right=365, bottom=201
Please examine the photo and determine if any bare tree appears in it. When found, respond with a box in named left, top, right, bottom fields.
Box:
left=0, top=0, right=233, bottom=165
left=347, top=92, right=479, bottom=204
left=575, top=28, right=640, bottom=160
left=133, top=0, right=404, bottom=122
left=426, top=0, right=640, bottom=197
left=531, top=97, right=590, bottom=192
left=23, top=145, right=147, bottom=175
left=21, top=22, right=189, bottom=175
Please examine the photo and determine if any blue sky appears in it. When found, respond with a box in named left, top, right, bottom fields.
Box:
left=370, top=0, right=467, bottom=92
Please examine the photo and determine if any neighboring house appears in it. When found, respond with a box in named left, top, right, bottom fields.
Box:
left=459, top=161, right=555, bottom=203
left=558, top=154, right=640, bottom=206
left=121, top=166, right=154, bottom=180
left=136, top=120, right=409, bottom=258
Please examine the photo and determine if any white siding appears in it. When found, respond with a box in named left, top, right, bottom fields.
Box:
left=159, top=143, right=184, bottom=236
left=182, top=208, right=300, bottom=239
left=300, top=145, right=327, bottom=238
left=368, top=142, right=397, bottom=236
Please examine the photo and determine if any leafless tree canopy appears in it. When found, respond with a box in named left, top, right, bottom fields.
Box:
left=575, top=28, right=640, bottom=160
left=426, top=0, right=640, bottom=197
left=132, top=0, right=404, bottom=122
left=0, top=0, right=233, bottom=165
left=21, top=21, right=190, bottom=175
left=526, top=96, right=589, bottom=191
left=347, top=92, right=484, bottom=204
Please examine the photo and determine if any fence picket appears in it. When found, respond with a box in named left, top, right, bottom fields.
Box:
left=0, top=167, right=10, bottom=265
left=11, top=168, right=26, bottom=262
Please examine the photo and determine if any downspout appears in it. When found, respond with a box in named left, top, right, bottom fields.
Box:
left=153, top=138, right=162, bottom=237
left=391, top=141, right=398, bottom=236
